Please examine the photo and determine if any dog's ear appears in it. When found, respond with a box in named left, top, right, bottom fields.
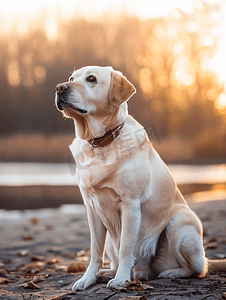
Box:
left=109, top=70, right=136, bottom=107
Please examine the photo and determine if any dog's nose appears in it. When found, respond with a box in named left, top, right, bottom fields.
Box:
left=55, top=83, right=69, bottom=93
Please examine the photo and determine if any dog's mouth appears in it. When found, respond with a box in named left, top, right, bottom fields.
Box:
left=56, top=95, right=64, bottom=111
left=55, top=93, right=88, bottom=114
left=75, top=108, right=88, bottom=114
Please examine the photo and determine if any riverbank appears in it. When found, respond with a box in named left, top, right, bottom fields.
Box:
left=1, top=162, right=226, bottom=210
left=1, top=182, right=226, bottom=210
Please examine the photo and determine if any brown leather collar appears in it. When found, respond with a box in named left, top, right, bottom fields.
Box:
left=88, top=121, right=125, bottom=148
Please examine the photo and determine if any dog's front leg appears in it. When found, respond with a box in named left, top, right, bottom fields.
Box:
left=72, top=205, right=107, bottom=291
left=107, top=200, right=141, bottom=289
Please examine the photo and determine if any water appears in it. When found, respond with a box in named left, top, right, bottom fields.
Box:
left=0, top=162, right=226, bottom=186
left=0, top=163, right=226, bottom=220
left=0, top=162, right=77, bottom=186
left=168, top=164, right=226, bottom=185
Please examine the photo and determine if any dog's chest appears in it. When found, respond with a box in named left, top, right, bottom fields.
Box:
left=86, top=187, right=122, bottom=234
left=87, top=187, right=119, bottom=211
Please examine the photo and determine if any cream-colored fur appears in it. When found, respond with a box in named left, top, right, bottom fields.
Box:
left=55, top=66, right=224, bottom=292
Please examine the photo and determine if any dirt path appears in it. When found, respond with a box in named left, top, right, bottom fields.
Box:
left=0, top=199, right=226, bottom=299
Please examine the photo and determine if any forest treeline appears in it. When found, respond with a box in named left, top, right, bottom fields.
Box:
left=1, top=3, right=226, bottom=161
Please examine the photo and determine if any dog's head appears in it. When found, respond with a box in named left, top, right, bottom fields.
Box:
left=55, top=66, right=136, bottom=139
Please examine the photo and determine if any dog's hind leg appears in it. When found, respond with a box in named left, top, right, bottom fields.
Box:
left=154, top=208, right=207, bottom=279
left=99, top=232, right=118, bottom=278
left=158, top=230, right=207, bottom=278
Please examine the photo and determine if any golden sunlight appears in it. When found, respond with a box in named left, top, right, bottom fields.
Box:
left=0, top=0, right=222, bottom=32
left=1, top=0, right=226, bottom=110
left=1, top=0, right=226, bottom=165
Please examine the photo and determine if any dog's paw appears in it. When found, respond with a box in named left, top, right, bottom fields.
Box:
left=72, top=275, right=97, bottom=291
left=158, top=268, right=192, bottom=279
left=107, top=277, right=128, bottom=289
left=158, top=270, right=178, bottom=279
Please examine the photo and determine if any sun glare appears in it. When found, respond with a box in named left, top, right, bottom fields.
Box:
left=0, top=0, right=222, bottom=32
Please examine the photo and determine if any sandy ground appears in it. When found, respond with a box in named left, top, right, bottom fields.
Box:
left=0, top=199, right=226, bottom=300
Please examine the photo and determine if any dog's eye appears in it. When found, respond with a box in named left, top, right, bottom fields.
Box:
left=69, top=77, right=74, bottom=82
left=86, top=75, right=97, bottom=83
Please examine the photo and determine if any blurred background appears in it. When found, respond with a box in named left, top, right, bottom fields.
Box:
left=0, top=0, right=226, bottom=210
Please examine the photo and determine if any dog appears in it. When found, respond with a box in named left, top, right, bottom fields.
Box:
left=55, top=66, right=226, bottom=291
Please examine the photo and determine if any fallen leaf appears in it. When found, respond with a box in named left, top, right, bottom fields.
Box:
left=67, top=262, right=86, bottom=273
left=30, top=218, right=39, bottom=225
left=47, top=292, right=75, bottom=300
left=22, top=236, right=35, bottom=241
left=204, top=242, right=218, bottom=250
left=128, top=278, right=141, bottom=290
left=208, top=237, right=218, bottom=243
left=45, top=258, right=59, bottom=265
left=20, top=281, right=40, bottom=289
left=127, top=278, right=154, bottom=292
left=33, top=275, right=48, bottom=283
left=21, top=262, right=43, bottom=273
left=130, top=278, right=140, bottom=284
left=117, top=279, right=154, bottom=293
left=31, top=255, right=45, bottom=262
left=116, top=285, right=129, bottom=293
left=0, top=277, right=10, bottom=284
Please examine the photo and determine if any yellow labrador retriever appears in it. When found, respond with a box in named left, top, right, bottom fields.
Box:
left=55, top=66, right=226, bottom=291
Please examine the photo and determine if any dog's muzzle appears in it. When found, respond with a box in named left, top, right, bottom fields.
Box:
left=55, top=93, right=63, bottom=111
left=55, top=83, right=88, bottom=114
left=55, top=83, right=70, bottom=111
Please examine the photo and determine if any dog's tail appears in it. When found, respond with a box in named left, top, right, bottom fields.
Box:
left=208, top=259, right=226, bottom=273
